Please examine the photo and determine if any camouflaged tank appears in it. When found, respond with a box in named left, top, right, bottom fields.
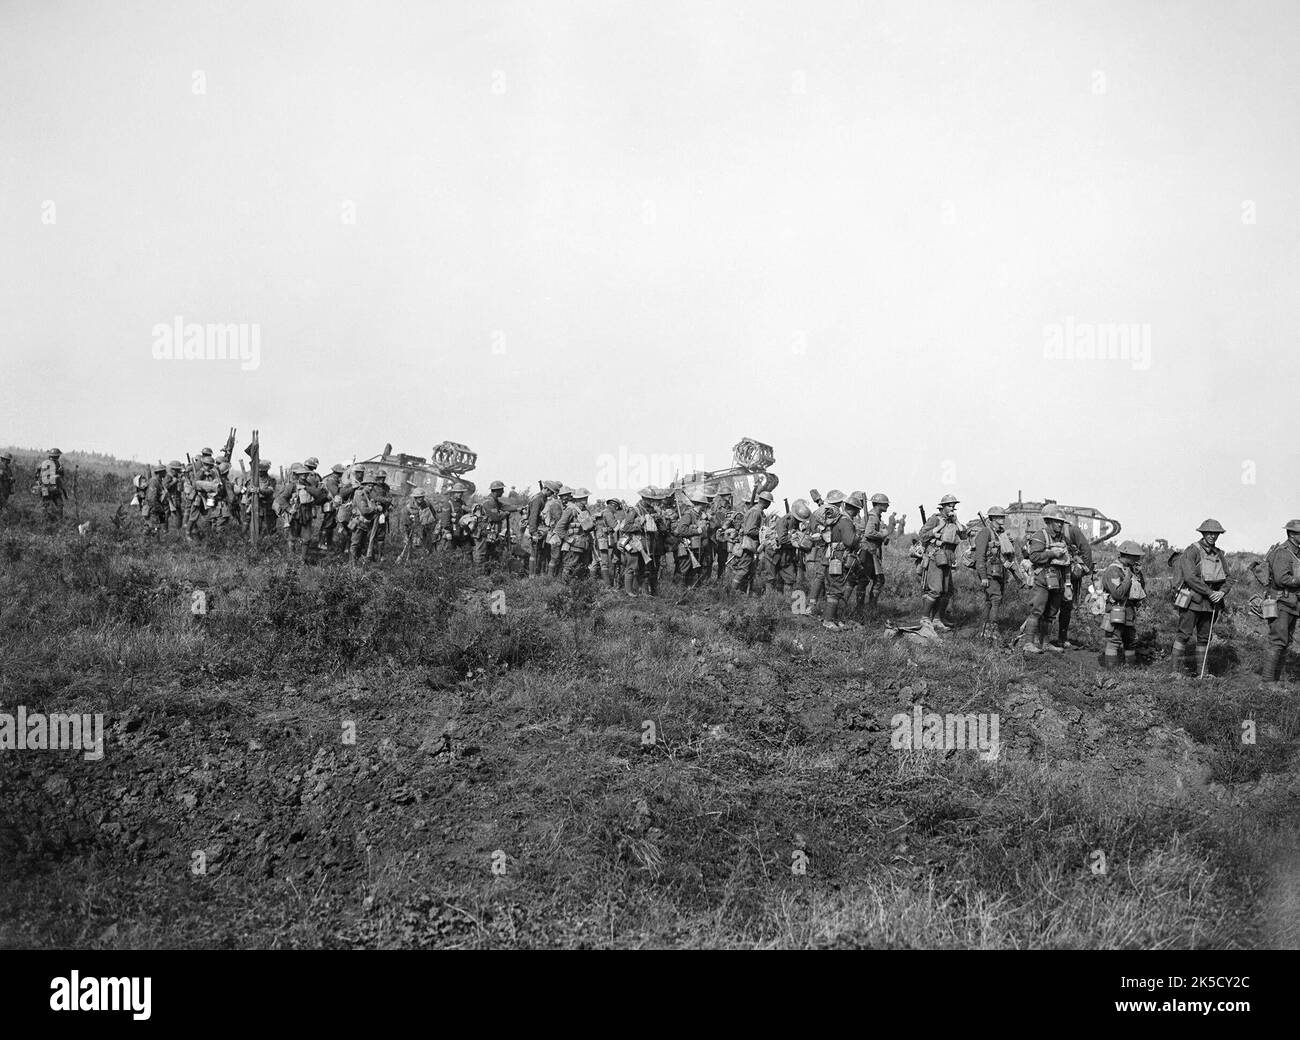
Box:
left=345, top=441, right=478, bottom=497
left=1003, top=493, right=1121, bottom=545
left=667, top=437, right=779, bottom=506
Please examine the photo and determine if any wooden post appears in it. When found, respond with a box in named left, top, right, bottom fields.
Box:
left=249, top=429, right=261, bottom=547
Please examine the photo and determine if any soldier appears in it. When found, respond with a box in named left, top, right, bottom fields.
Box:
left=1020, top=507, right=1072, bottom=654
left=1100, top=541, right=1148, bottom=668
left=282, top=464, right=328, bottom=560
left=525, top=480, right=561, bottom=576
left=767, top=502, right=800, bottom=596
left=1171, top=519, right=1232, bottom=676
left=972, top=506, right=1016, bottom=641
left=596, top=497, right=623, bottom=587
left=303, top=457, right=322, bottom=488
left=165, top=460, right=185, bottom=529
left=348, top=473, right=379, bottom=562
left=545, top=486, right=574, bottom=576
left=367, top=473, right=394, bottom=561
left=36, top=448, right=65, bottom=523
left=398, top=488, right=436, bottom=558
left=789, top=499, right=814, bottom=588
left=438, top=481, right=472, bottom=554
left=143, top=463, right=169, bottom=535
left=619, top=488, right=662, bottom=596
left=557, top=488, right=596, bottom=581
left=1260, top=520, right=1300, bottom=683
left=1053, top=511, right=1095, bottom=650
left=817, top=490, right=860, bottom=629
left=917, top=494, right=967, bottom=632
left=697, top=488, right=717, bottom=580
left=710, top=487, right=735, bottom=583
left=251, top=460, right=277, bottom=535
left=211, top=461, right=236, bottom=529
left=729, top=491, right=774, bottom=594
left=0, top=452, right=14, bottom=514
left=318, top=464, right=346, bottom=551
left=806, top=497, right=834, bottom=614
left=183, top=452, right=222, bottom=540
left=471, top=480, right=512, bottom=574
left=673, top=492, right=710, bottom=587
left=851, top=492, right=891, bottom=616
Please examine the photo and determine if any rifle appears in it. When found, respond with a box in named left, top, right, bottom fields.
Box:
left=919, top=505, right=928, bottom=526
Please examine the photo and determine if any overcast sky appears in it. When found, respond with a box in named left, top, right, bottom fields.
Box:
left=2, top=0, right=1297, bottom=548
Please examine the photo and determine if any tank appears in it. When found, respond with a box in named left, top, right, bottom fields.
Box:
left=1003, top=492, right=1121, bottom=545
left=346, top=441, right=477, bottom=496
left=667, top=437, right=779, bottom=506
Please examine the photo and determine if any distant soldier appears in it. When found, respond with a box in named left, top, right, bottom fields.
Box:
left=165, top=460, right=185, bottom=529
left=0, top=452, right=14, bottom=513
left=729, top=491, right=774, bottom=594
left=789, top=499, right=814, bottom=588
left=251, top=460, right=277, bottom=535
left=281, top=464, right=328, bottom=560
left=471, top=480, right=512, bottom=574
left=596, top=497, right=623, bottom=587
left=557, top=488, right=596, bottom=581
left=806, top=498, right=834, bottom=614
left=818, top=490, right=859, bottom=629
left=1020, top=507, right=1072, bottom=654
left=367, top=473, right=394, bottom=561
left=399, top=488, right=437, bottom=557
left=619, top=488, right=662, bottom=596
left=545, top=486, right=574, bottom=577
left=851, top=492, right=891, bottom=616
left=840, top=493, right=867, bottom=613
left=318, top=464, right=346, bottom=551
left=767, top=502, right=800, bottom=595
left=917, top=494, right=967, bottom=632
left=302, top=457, right=322, bottom=489
left=697, top=488, right=717, bottom=579
left=526, top=480, right=561, bottom=576
left=1171, top=519, right=1232, bottom=676
left=972, top=506, right=1016, bottom=641
left=710, top=488, right=735, bottom=582
left=1100, top=541, right=1148, bottom=668
left=437, top=481, right=472, bottom=553
left=673, top=492, right=710, bottom=587
left=183, top=452, right=222, bottom=539
left=211, top=461, right=236, bottom=529
left=36, top=448, right=65, bottom=523
left=1260, top=519, right=1300, bottom=683
left=143, top=463, right=169, bottom=534
left=1053, top=514, right=1095, bottom=650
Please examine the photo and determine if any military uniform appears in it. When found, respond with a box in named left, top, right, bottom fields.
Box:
left=1055, top=519, right=1094, bottom=649
left=183, top=454, right=222, bottom=539
left=917, top=495, right=967, bottom=631
left=1020, top=510, right=1071, bottom=653
left=165, top=462, right=185, bottom=529
left=1172, top=521, right=1232, bottom=676
left=710, top=492, right=735, bottom=582
left=556, top=490, right=596, bottom=581
left=471, top=482, right=512, bottom=573
left=318, top=465, right=345, bottom=550
left=1101, top=542, right=1147, bottom=667
left=851, top=493, right=890, bottom=614
left=619, top=491, right=661, bottom=596
left=526, top=481, right=560, bottom=576
left=0, top=453, right=14, bottom=513
left=972, top=507, right=1017, bottom=640
left=37, top=449, right=64, bottom=523
left=673, top=496, right=709, bottom=586
left=349, top=474, right=393, bottom=562
left=767, top=511, right=799, bottom=594
left=1260, top=521, right=1300, bottom=682
left=144, top=465, right=169, bottom=534
left=729, top=492, right=773, bottom=594
left=596, top=499, right=623, bottom=587
left=545, top=490, right=572, bottom=577
left=817, top=491, right=859, bottom=628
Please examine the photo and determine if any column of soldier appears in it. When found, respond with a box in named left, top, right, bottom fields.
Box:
left=13, top=447, right=1300, bottom=684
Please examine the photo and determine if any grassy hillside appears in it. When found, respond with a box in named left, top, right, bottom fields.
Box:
left=1, top=498, right=1297, bottom=948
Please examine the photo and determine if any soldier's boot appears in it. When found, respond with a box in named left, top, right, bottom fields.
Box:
left=1041, top=621, right=1063, bottom=652
left=1124, top=649, right=1138, bottom=668
left=822, top=599, right=839, bottom=631
left=1170, top=639, right=1191, bottom=676
left=1194, top=640, right=1210, bottom=678
left=1261, top=649, right=1281, bottom=683
left=1101, top=649, right=1119, bottom=668
left=1022, top=630, right=1043, bottom=654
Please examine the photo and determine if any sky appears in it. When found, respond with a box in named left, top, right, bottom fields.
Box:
left=2, top=0, right=1297, bottom=549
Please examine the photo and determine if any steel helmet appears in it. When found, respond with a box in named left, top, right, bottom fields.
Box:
left=825, top=489, right=846, bottom=506
left=489, top=480, right=505, bottom=492
left=690, top=492, right=708, bottom=506
left=258, top=461, right=271, bottom=471
left=290, top=463, right=306, bottom=475
left=412, top=488, right=426, bottom=498
left=637, top=486, right=656, bottom=500
left=1197, top=518, right=1225, bottom=534
left=572, top=487, right=590, bottom=500
left=152, top=463, right=166, bottom=472
left=986, top=505, right=1007, bottom=518
left=168, top=460, right=182, bottom=469
left=757, top=491, right=774, bottom=504
left=939, top=494, right=959, bottom=506
left=0, top=452, right=11, bottom=462
left=218, top=462, right=231, bottom=474
left=1118, top=540, right=1143, bottom=557
left=1286, top=519, right=1300, bottom=534
left=331, top=463, right=345, bottom=474
left=870, top=493, right=890, bottom=507
left=304, top=457, right=319, bottom=469
left=1041, top=506, right=1065, bottom=522
left=847, top=492, right=867, bottom=511
left=791, top=499, right=811, bottom=521
left=374, top=472, right=388, bottom=483
left=542, top=479, right=562, bottom=494
left=48, top=448, right=62, bottom=457
left=448, top=481, right=467, bottom=494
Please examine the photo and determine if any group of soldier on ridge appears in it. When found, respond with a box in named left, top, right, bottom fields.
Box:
left=5, top=446, right=1300, bottom=684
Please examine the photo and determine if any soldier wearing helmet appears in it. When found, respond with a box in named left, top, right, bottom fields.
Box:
left=556, top=488, right=597, bottom=582
left=1046, top=504, right=1095, bottom=650
left=545, top=486, right=575, bottom=577
left=972, top=506, right=1017, bottom=641
left=809, top=490, right=859, bottom=628
left=1261, top=520, right=1300, bottom=682
left=916, top=494, right=968, bottom=633
left=434, top=480, right=471, bottom=554
left=470, top=480, right=514, bottom=574
left=619, top=487, right=663, bottom=596
left=278, top=463, right=327, bottom=561
left=142, top=463, right=169, bottom=534
left=163, top=461, right=185, bottom=530
left=849, top=492, right=891, bottom=617
left=729, top=490, right=774, bottom=594
left=525, top=480, right=561, bottom=576
left=245, top=459, right=277, bottom=536
left=182, top=452, right=224, bottom=541
left=317, top=464, right=347, bottom=552
left=709, top=486, right=735, bottom=583
left=36, top=448, right=65, bottom=524
left=1171, top=519, right=1232, bottom=676
left=1100, top=541, right=1148, bottom=668
left=672, top=492, right=711, bottom=587
left=1018, top=506, right=1072, bottom=654
left=0, top=451, right=15, bottom=514
left=764, top=497, right=800, bottom=596
left=787, top=498, right=814, bottom=587
left=594, top=496, right=624, bottom=587
left=398, top=487, right=436, bottom=559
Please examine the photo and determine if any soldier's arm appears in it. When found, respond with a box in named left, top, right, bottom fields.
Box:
left=973, top=528, right=990, bottom=579
left=1180, top=545, right=1213, bottom=594
left=1027, top=534, right=1056, bottom=566
left=1102, top=563, right=1130, bottom=600
left=1272, top=550, right=1300, bottom=589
